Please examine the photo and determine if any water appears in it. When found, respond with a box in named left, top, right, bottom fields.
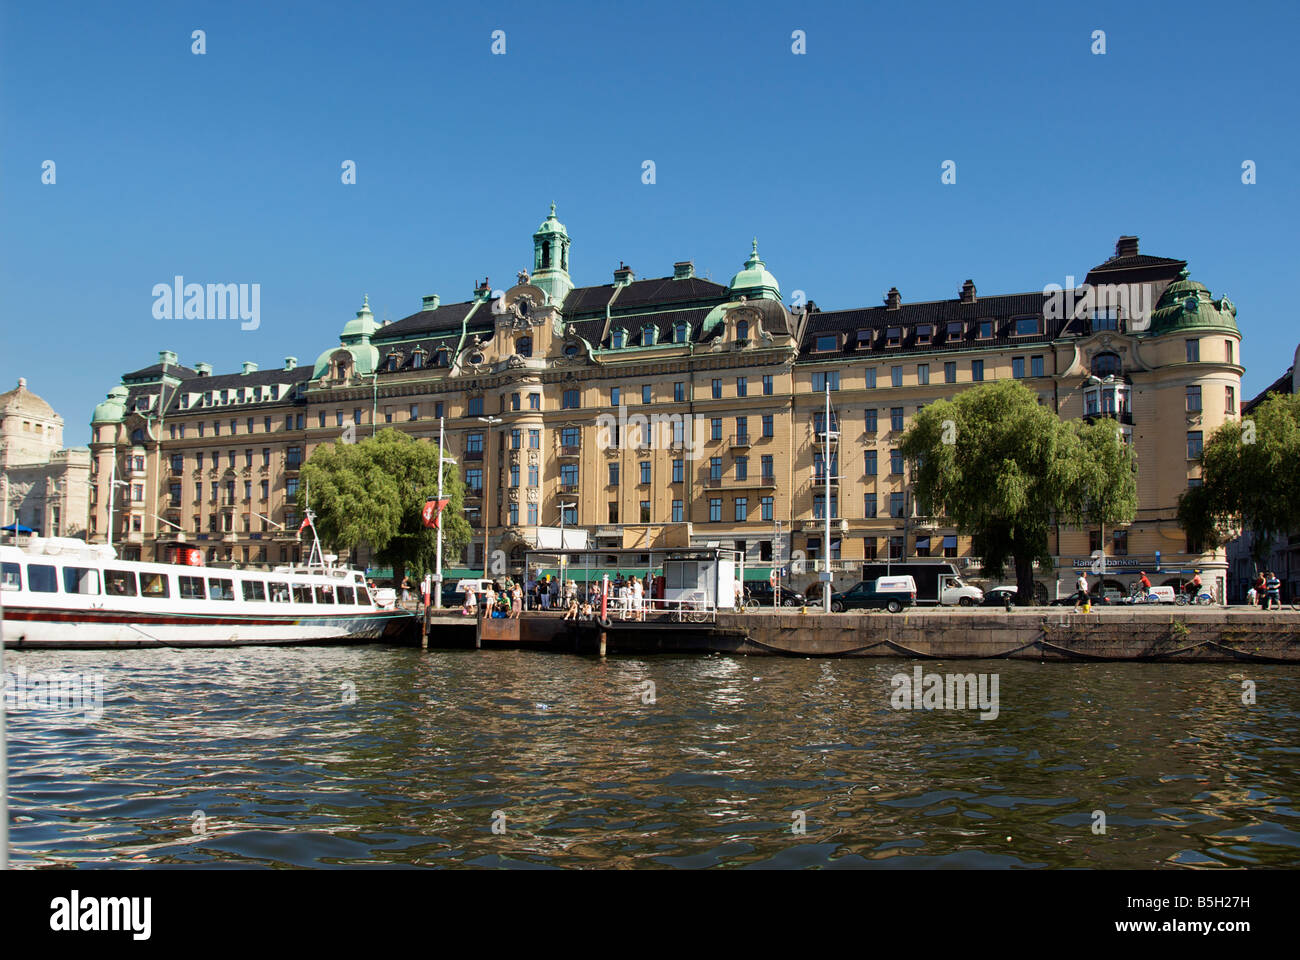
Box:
left=4, top=647, right=1299, bottom=868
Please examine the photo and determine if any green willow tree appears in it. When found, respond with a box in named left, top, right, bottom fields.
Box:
left=901, top=380, right=1138, bottom=603
left=297, top=428, right=472, bottom=583
left=1177, top=392, right=1300, bottom=567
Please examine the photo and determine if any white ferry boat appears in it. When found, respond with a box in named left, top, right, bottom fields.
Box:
left=0, top=523, right=415, bottom=648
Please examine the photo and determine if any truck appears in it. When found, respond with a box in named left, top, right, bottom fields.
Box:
left=857, top=560, right=983, bottom=606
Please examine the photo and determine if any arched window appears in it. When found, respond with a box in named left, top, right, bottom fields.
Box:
left=131, top=428, right=145, bottom=444
left=611, top=329, right=626, bottom=349
left=517, top=336, right=532, bottom=357
left=675, top=323, right=688, bottom=343
left=411, top=352, right=424, bottom=369
left=642, top=325, right=656, bottom=346
left=541, top=243, right=551, bottom=269
left=564, top=343, right=579, bottom=358
left=736, top=319, right=749, bottom=342
left=1092, top=352, right=1122, bottom=377
left=435, top=348, right=448, bottom=367
left=386, top=354, right=400, bottom=372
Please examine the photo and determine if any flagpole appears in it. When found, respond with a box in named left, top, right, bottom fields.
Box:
left=0, top=584, right=9, bottom=869
left=435, top=416, right=445, bottom=609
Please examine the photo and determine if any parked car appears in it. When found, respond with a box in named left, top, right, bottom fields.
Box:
left=982, top=585, right=1021, bottom=607
left=830, top=575, right=917, bottom=614
left=744, top=582, right=807, bottom=608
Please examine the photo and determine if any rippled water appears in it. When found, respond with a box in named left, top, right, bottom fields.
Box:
left=4, top=646, right=1299, bottom=868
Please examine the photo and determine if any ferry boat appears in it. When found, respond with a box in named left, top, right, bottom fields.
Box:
left=0, top=517, right=415, bottom=648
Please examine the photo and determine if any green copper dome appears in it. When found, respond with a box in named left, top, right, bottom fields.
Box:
left=312, top=297, right=379, bottom=379
left=1149, top=268, right=1238, bottom=336
left=534, top=202, right=568, bottom=237
left=92, top=385, right=129, bottom=424
left=728, top=239, right=781, bottom=300
left=340, top=295, right=379, bottom=342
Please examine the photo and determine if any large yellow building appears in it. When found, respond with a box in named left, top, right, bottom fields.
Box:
left=88, top=211, right=1242, bottom=599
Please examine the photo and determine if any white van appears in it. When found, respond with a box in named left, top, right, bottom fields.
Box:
left=939, top=576, right=984, bottom=606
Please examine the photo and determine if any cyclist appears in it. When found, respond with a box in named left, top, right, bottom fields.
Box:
left=1185, top=570, right=1202, bottom=600
left=1138, top=571, right=1152, bottom=593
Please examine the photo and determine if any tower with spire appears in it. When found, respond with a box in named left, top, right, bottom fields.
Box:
left=531, top=203, right=573, bottom=305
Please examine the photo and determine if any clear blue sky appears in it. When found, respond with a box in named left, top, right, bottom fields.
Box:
left=3, top=0, right=1297, bottom=447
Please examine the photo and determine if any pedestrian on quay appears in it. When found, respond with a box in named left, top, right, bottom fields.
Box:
left=421, top=575, right=431, bottom=611
left=462, top=588, right=477, bottom=617
left=511, top=583, right=523, bottom=619
left=1264, top=571, right=1282, bottom=610
left=401, top=577, right=411, bottom=606
left=1253, top=572, right=1266, bottom=606
left=1073, top=571, right=1089, bottom=609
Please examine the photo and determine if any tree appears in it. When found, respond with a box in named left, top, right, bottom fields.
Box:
left=1177, top=392, right=1300, bottom=567
left=901, top=380, right=1138, bottom=603
left=297, top=428, right=472, bottom=582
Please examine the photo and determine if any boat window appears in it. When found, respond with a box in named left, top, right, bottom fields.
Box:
left=207, top=577, right=235, bottom=601
left=292, top=583, right=313, bottom=603
left=178, top=575, right=205, bottom=599
left=140, top=572, right=169, bottom=598
left=105, top=569, right=137, bottom=596
left=336, top=585, right=355, bottom=605
left=241, top=580, right=266, bottom=601
left=62, top=566, right=100, bottom=595
left=1, top=562, right=20, bottom=590
left=268, top=581, right=290, bottom=603
left=315, top=585, right=335, bottom=604
left=27, top=564, right=58, bottom=592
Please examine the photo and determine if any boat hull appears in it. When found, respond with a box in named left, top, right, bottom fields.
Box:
left=2, top=606, right=416, bottom=648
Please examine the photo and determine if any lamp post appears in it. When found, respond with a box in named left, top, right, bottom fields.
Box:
left=434, top=417, right=457, bottom=608
left=558, top=501, right=576, bottom=587
left=821, top=384, right=839, bottom=614
left=478, top=415, right=503, bottom=577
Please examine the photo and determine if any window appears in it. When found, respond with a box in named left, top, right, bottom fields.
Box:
left=1031, top=355, right=1044, bottom=378
left=642, top=384, right=652, bottom=404
left=864, top=450, right=877, bottom=476
left=915, top=536, right=930, bottom=558
left=529, top=393, right=541, bottom=410
left=1012, top=357, right=1025, bottom=379
left=608, top=502, right=619, bottom=523
left=242, top=580, right=266, bottom=602
left=1014, top=317, right=1038, bottom=336
left=466, top=468, right=482, bottom=492
left=131, top=483, right=144, bottom=502
left=435, top=402, right=444, bottom=420
left=62, top=567, right=100, bottom=595
left=674, top=382, right=685, bottom=402
left=510, top=393, right=521, bottom=411
left=763, top=375, right=773, bottom=395
left=672, top=500, right=684, bottom=522
left=735, top=498, right=748, bottom=521
left=711, top=419, right=722, bottom=441
left=336, top=410, right=344, bottom=427
left=710, top=457, right=722, bottom=481
left=517, top=335, right=532, bottom=357
left=509, top=464, right=519, bottom=488
left=260, top=480, right=269, bottom=500
left=610, top=386, right=621, bottom=407
left=978, top=320, right=994, bottom=339
left=508, top=503, right=519, bottom=525
left=672, top=459, right=684, bottom=483
left=528, top=464, right=539, bottom=487
left=863, top=493, right=877, bottom=518
left=890, top=449, right=904, bottom=474
left=708, top=498, right=722, bottom=522
left=712, top=379, right=722, bottom=399
left=1186, top=339, right=1200, bottom=363
left=1225, top=385, right=1236, bottom=414
left=1185, top=385, right=1201, bottom=412
left=917, top=364, right=930, bottom=386
left=207, top=577, right=235, bottom=601
left=560, top=426, right=580, bottom=449
left=529, top=429, right=540, bottom=449
left=608, top=463, right=620, bottom=487
left=1092, top=352, right=1122, bottom=377
left=972, top=359, right=984, bottom=382
left=735, top=456, right=749, bottom=481
left=510, top=428, right=521, bottom=449
left=317, top=412, right=325, bottom=429
left=640, top=501, right=651, bottom=523
left=563, top=389, right=579, bottom=409
left=886, top=327, right=902, bottom=347
left=944, top=361, right=956, bottom=384
left=640, top=462, right=651, bottom=484
left=469, top=396, right=484, bottom=416
left=408, top=404, right=419, bottom=420
left=761, top=496, right=774, bottom=521
left=815, top=334, right=837, bottom=352
left=812, top=494, right=838, bottom=519
left=916, top=324, right=933, bottom=345
left=812, top=371, right=840, bottom=392
left=560, top=464, right=578, bottom=487
left=890, top=407, right=904, bottom=431
left=946, top=321, right=963, bottom=341
left=735, top=416, right=749, bottom=442
left=762, top=414, right=774, bottom=438
left=1226, top=340, right=1235, bottom=365
left=736, top=377, right=747, bottom=397
left=1113, top=530, right=1128, bottom=556
left=611, top=329, right=626, bottom=348
left=466, top=433, right=484, bottom=454
left=863, top=368, right=877, bottom=389
left=178, top=575, right=205, bottom=599
left=889, top=493, right=905, bottom=518
left=891, top=365, right=903, bottom=387
left=315, top=585, right=335, bottom=605
left=675, top=323, right=689, bottom=344
left=760, top=454, right=774, bottom=482
left=292, top=583, right=313, bottom=604
left=1187, top=431, right=1203, bottom=460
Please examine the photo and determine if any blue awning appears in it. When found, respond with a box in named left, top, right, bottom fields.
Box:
left=1, top=523, right=33, bottom=533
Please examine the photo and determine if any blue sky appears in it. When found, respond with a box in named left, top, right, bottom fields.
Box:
left=3, top=0, right=1297, bottom=447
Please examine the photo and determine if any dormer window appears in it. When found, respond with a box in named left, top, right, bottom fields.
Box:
left=735, top=319, right=748, bottom=342
left=978, top=320, right=994, bottom=339
left=435, top=348, right=449, bottom=367
left=411, top=352, right=425, bottom=369
left=886, top=326, right=902, bottom=347
left=611, top=329, right=627, bottom=349
left=916, top=324, right=933, bottom=345
left=1092, top=352, right=1122, bottom=377
left=1013, top=316, right=1039, bottom=336
left=564, top=342, right=579, bottom=358
left=674, top=323, right=689, bottom=343
left=642, top=326, right=657, bottom=346
left=386, top=354, right=400, bottom=372
left=946, top=321, right=963, bottom=340
left=855, top=329, right=872, bottom=350
left=815, top=334, right=838, bottom=352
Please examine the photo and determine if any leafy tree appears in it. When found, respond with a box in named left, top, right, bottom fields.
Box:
left=1177, top=392, right=1300, bottom=567
left=297, top=428, right=472, bottom=582
left=901, top=379, right=1138, bottom=603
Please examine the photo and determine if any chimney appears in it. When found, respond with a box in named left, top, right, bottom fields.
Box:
left=194, top=362, right=212, bottom=377
left=241, top=361, right=258, bottom=375
left=158, top=349, right=179, bottom=367
left=421, top=294, right=440, bottom=312
left=613, top=262, right=635, bottom=286
left=885, top=287, right=902, bottom=310
left=673, top=261, right=695, bottom=280
left=1115, top=235, right=1139, bottom=258
left=474, top=277, right=491, bottom=300
left=283, top=357, right=298, bottom=371
left=960, top=279, right=976, bottom=304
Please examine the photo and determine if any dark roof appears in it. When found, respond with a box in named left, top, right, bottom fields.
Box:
left=1245, top=366, right=1295, bottom=412
left=1084, top=254, right=1186, bottom=287
left=375, top=336, right=461, bottom=375
left=375, top=300, right=480, bottom=341
left=122, top=363, right=198, bottom=382
left=797, top=292, right=1060, bottom=359
left=562, top=276, right=729, bottom=319
left=120, top=366, right=311, bottom=418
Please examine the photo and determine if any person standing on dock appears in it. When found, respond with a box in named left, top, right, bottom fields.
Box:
left=1264, top=571, right=1281, bottom=610
left=1073, top=571, right=1089, bottom=609
left=510, top=583, right=523, bottom=619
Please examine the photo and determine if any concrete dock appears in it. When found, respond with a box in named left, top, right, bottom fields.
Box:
left=417, top=607, right=1300, bottom=662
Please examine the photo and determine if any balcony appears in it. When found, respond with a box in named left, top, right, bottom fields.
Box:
left=284, top=461, right=302, bottom=473
left=465, top=487, right=484, bottom=500
left=557, top=444, right=581, bottom=458
left=559, top=483, right=580, bottom=495
left=463, top=449, right=484, bottom=461
left=1083, top=410, right=1134, bottom=426
left=729, top=433, right=752, bottom=448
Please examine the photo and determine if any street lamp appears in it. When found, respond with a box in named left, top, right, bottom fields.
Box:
left=478, top=415, right=503, bottom=578
left=557, top=501, right=576, bottom=587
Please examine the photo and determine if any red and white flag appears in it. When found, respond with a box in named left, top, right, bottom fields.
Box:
left=298, top=516, right=311, bottom=535
left=422, top=498, right=450, bottom=529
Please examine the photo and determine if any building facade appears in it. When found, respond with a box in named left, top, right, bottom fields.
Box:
left=88, top=211, right=1243, bottom=598
left=1, top=378, right=92, bottom=541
